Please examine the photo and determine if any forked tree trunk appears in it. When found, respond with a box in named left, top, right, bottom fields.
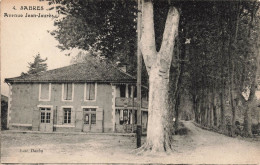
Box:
left=139, top=0, right=179, bottom=152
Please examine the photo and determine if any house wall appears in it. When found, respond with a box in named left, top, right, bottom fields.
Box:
left=9, top=83, right=38, bottom=130
left=9, top=82, right=114, bottom=132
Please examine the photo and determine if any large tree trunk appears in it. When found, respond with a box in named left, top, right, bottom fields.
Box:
left=145, top=67, right=173, bottom=151
left=139, top=0, right=179, bottom=152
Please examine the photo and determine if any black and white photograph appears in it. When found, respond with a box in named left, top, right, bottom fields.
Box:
left=1, top=0, right=260, bottom=164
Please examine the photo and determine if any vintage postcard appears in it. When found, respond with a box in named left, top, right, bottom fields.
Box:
left=1, top=0, right=260, bottom=164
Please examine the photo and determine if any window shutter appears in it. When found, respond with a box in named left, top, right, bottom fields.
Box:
left=63, top=83, right=72, bottom=100
left=96, top=108, right=103, bottom=120
left=57, top=108, right=63, bottom=125
left=63, top=84, right=67, bottom=100
left=32, top=109, right=40, bottom=131
left=120, top=109, right=123, bottom=121
left=86, top=83, right=90, bottom=100
left=67, top=83, right=72, bottom=100
left=89, top=83, right=95, bottom=100
left=40, top=84, right=49, bottom=99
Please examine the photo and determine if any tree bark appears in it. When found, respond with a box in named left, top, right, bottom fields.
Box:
left=139, top=0, right=179, bottom=152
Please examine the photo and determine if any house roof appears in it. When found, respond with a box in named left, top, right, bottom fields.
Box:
left=5, top=57, right=136, bottom=84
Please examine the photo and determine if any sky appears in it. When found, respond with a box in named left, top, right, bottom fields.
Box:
left=1, top=0, right=80, bottom=96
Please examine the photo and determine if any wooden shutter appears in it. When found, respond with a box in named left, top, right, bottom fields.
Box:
left=64, top=83, right=72, bottom=100
left=86, top=83, right=95, bottom=100
left=63, top=84, right=67, bottom=100
left=96, top=108, right=103, bottom=121
left=57, top=108, right=63, bottom=125
left=86, top=83, right=90, bottom=100
left=67, top=83, right=72, bottom=100
left=89, top=83, right=95, bottom=100
left=40, top=84, right=49, bottom=99
left=32, top=108, right=40, bottom=131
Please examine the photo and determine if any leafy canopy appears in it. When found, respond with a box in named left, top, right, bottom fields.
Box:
left=21, top=53, right=48, bottom=75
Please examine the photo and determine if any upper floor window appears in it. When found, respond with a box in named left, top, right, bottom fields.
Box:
left=62, top=83, right=74, bottom=101
left=85, top=83, right=96, bottom=101
left=39, top=83, right=51, bottom=101
left=119, top=85, right=126, bottom=97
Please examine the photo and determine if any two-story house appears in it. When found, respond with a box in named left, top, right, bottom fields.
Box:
left=5, top=58, right=148, bottom=133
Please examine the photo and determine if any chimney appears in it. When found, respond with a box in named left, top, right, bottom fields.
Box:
left=119, top=65, right=127, bottom=72
left=117, top=62, right=127, bottom=72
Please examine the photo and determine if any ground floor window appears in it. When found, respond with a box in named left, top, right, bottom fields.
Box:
left=116, top=109, right=136, bottom=125
left=40, top=107, right=51, bottom=123
left=63, top=108, right=71, bottom=124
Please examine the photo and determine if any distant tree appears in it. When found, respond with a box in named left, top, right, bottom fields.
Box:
left=70, top=50, right=101, bottom=64
left=21, top=53, right=48, bottom=75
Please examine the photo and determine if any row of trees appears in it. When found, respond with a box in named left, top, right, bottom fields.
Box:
left=179, top=1, right=260, bottom=138
left=47, top=0, right=260, bottom=152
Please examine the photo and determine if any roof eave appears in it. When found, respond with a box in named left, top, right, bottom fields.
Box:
left=5, top=79, right=137, bottom=84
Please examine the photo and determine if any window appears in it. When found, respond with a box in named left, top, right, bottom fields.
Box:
left=63, top=108, right=71, bottom=124
left=62, top=83, right=73, bottom=101
left=85, top=83, right=96, bottom=100
left=118, top=109, right=129, bottom=125
left=128, top=86, right=132, bottom=98
left=40, top=107, right=51, bottom=123
left=84, top=114, right=89, bottom=124
left=120, top=85, right=126, bottom=97
left=91, top=114, right=96, bottom=124
left=134, top=87, right=137, bottom=98
left=39, top=83, right=51, bottom=101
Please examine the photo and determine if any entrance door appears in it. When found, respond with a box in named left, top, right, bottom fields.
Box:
left=39, top=107, right=53, bottom=132
left=83, top=108, right=96, bottom=132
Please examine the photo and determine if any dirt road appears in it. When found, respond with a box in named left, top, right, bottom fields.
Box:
left=1, top=121, right=259, bottom=164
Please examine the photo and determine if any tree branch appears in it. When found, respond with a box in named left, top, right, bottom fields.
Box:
left=140, top=0, right=157, bottom=74
left=158, top=6, right=180, bottom=73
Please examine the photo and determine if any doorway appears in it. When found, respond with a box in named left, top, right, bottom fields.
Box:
left=83, top=108, right=96, bottom=132
left=39, top=107, right=53, bottom=132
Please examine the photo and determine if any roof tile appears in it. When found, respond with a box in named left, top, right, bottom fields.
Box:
left=5, top=58, right=136, bottom=83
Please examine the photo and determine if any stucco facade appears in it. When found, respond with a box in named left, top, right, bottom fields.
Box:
left=8, top=82, right=148, bottom=133
left=5, top=61, right=149, bottom=133
left=8, top=83, right=116, bottom=132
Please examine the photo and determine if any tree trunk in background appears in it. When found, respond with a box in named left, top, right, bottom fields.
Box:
left=139, top=0, right=180, bottom=152
left=174, top=93, right=180, bottom=132
left=209, top=96, right=213, bottom=127
left=230, top=81, right=236, bottom=136
left=243, top=68, right=257, bottom=137
left=220, top=89, right=226, bottom=131
left=212, top=87, right=218, bottom=127
left=243, top=103, right=252, bottom=137
left=193, top=95, right=199, bottom=123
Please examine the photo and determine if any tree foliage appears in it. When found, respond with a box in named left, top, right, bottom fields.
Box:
left=49, top=0, right=260, bottom=138
left=21, top=53, right=48, bottom=75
